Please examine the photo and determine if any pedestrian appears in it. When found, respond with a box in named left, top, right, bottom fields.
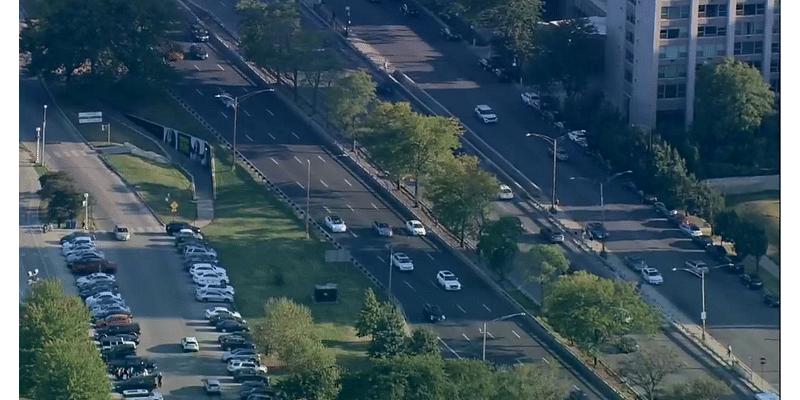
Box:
left=156, top=372, right=163, bottom=389
left=727, top=345, right=732, bottom=358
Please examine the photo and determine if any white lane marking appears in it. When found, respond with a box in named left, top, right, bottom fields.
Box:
left=265, top=108, right=274, bottom=116
left=371, top=203, right=378, bottom=210
left=427, top=253, right=435, bottom=260
left=294, top=156, right=303, bottom=164
left=461, top=333, right=471, bottom=341
left=542, top=357, right=550, bottom=364
left=319, top=180, right=328, bottom=188
left=243, top=110, right=251, bottom=117
left=317, top=155, right=326, bottom=163
left=220, top=111, right=228, bottom=118
left=350, top=231, right=358, bottom=237
left=270, top=157, right=279, bottom=165
left=194, top=64, right=200, bottom=71
left=291, top=131, right=300, bottom=139
left=482, top=304, right=491, bottom=312
left=486, top=331, right=494, bottom=339
left=511, top=330, right=521, bottom=339
left=516, top=359, right=525, bottom=366
left=404, top=280, right=416, bottom=291
left=429, top=279, right=438, bottom=288
left=377, top=256, right=385, bottom=264
left=344, top=179, right=352, bottom=187
left=323, top=206, right=331, bottom=214
left=456, top=304, right=466, bottom=313
left=217, top=64, right=225, bottom=71
left=245, top=134, right=253, bottom=142
left=268, top=133, right=276, bottom=140
left=296, top=182, right=304, bottom=189
left=438, top=337, right=462, bottom=359
left=347, top=204, right=354, bottom=212
left=196, top=88, right=203, bottom=95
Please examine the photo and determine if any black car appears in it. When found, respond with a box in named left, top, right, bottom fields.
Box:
left=667, top=213, right=687, bottom=227
left=763, top=292, right=780, bottom=307
left=586, top=222, right=608, bottom=240
left=242, top=380, right=271, bottom=389
left=166, top=221, right=200, bottom=235
left=623, top=255, right=648, bottom=272
left=423, top=303, right=445, bottom=322
left=622, top=181, right=638, bottom=194
left=705, top=245, right=729, bottom=261
left=641, top=193, right=658, bottom=204
left=233, top=368, right=269, bottom=383
left=453, top=148, right=468, bottom=157
left=440, top=27, right=461, bottom=41
left=219, top=332, right=253, bottom=343
left=80, top=284, right=119, bottom=299
left=102, top=343, right=137, bottom=360
left=739, top=273, right=763, bottom=289
left=478, top=55, right=503, bottom=71
left=724, top=263, right=744, bottom=274
left=493, top=67, right=515, bottom=83
left=209, top=313, right=245, bottom=325
left=217, top=319, right=250, bottom=333
left=539, top=227, right=565, bottom=243
left=400, top=3, right=419, bottom=16
left=221, top=337, right=256, bottom=351
left=191, top=25, right=209, bottom=42
left=96, top=322, right=141, bottom=336
left=690, top=235, right=713, bottom=249
left=60, top=232, right=95, bottom=244
left=113, top=375, right=157, bottom=392
left=189, top=44, right=208, bottom=60
left=98, top=333, right=140, bottom=345
left=240, top=387, right=277, bottom=400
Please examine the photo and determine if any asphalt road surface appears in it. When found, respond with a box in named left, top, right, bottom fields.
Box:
left=20, top=77, right=258, bottom=399
left=169, top=30, right=604, bottom=397
left=280, top=0, right=780, bottom=388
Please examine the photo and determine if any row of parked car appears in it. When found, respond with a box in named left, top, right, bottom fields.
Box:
left=165, top=221, right=276, bottom=399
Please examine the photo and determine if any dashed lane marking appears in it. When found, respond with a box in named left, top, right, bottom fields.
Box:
left=270, top=157, right=278, bottom=165
left=323, top=206, right=331, bottom=214
left=427, top=253, right=435, bottom=260
left=194, top=65, right=199, bottom=71
left=456, top=304, right=466, bottom=313
left=268, top=133, right=276, bottom=140
left=438, top=337, right=462, bottom=359
left=377, top=256, right=385, bottom=264
left=347, top=204, right=354, bottom=212
left=319, top=180, right=328, bottom=188
left=291, top=131, right=300, bottom=139
left=350, top=231, right=358, bottom=238
left=195, top=88, right=203, bottom=96
left=371, top=203, right=378, bottom=210
left=317, top=155, right=326, bottom=163
left=296, top=182, right=304, bottom=189
left=404, top=280, right=416, bottom=291
left=511, top=330, right=521, bottom=339
left=220, top=111, right=228, bottom=119
left=245, top=134, right=253, bottom=142
left=343, top=179, right=352, bottom=187
left=265, top=108, right=274, bottom=116
left=217, top=64, right=224, bottom=71
left=482, top=304, right=491, bottom=312
left=243, top=110, right=251, bottom=117
left=294, top=156, right=303, bottom=164
left=462, top=333, right=470, bottom=341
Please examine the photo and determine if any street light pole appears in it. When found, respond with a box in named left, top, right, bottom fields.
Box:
left=482, top=312, right=526, bottom=361
left=36, top=127, right=41, bottom=164
left=387, top=245, right=394, bottom=297
left=570, top=170, right=632, bottom=253
left=306, top=159, right=311, bottom=238
left=216, top=89, right=275, bottom=172
left=83, top=193, right=89, bottom=230
left=701, top=269, right=706, bottom=340
left=526, top=133, right=568, bottom=211
left=42, top=105, right=47, bottom=167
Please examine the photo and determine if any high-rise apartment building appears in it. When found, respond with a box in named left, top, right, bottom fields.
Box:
left=597, top=0, right=780, bottom=129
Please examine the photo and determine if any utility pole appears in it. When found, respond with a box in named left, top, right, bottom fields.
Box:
left=36, top=127, right=41, bottom=164
left=41, top=105, right=47, bottom=167
left=305, top=159, right=311, bottom=238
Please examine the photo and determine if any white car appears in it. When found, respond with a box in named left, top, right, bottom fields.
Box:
left=196, top=289, right=233, bottom=303
left=197, top=283, right=235, bottom=295
left=63, top=244, right=96, bottom=256
left=62, top=237, right=93, bottom=249
left=121, top=389, right=164, bottom=400
left=66, top=250, right=104, bottom=262
left=192, top=270, right=229, bottom=281
left=324, top=215, right=347, bottom=232
left=189, top=264, right=226, bottom=275
left=437, top=270, right=462, bottom=291
left=114, top=225, right=131, bottom=241
left=405, top=220, right=426, bottom=236
left=176, top=228, right=203, bottom=240
left=474, top=104, right=498, bottom=123
left=194, top=277, right=229, bottom=287
left=205, top=306, right=242, bottom=320
left=685, top=260, right=709, bottom=276
left=498, top=184, right=514, bottom=200
left=227, top=360, right=267, bottom=373
left=567, top=130, right=588, bottom=147
left=197, top=286, right=235, bottom=298
left=679, top=223, right=702, bottom=237
left=392, top=253, right=414, bottom=271
left=641, top=267, right=663, bottom=285
left=521, top=92, right=540, bottom=108
left=85, top=291, right=123, bottom=306
left=181, top=336, right=200, bottom=352
left=184, top=246, right=217, bottom=257
left=222, top=348, right=260, bottom=362
left=77, top=273, right=115, bottom=286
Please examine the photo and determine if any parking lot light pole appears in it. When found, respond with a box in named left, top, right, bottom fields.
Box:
left=216, top=88, right=275, bottom=171
left=570, top=170, right=632, bottom=253
left=482, top=312, right=525, bottom=361
left=526, top=133, right=569, bottom=212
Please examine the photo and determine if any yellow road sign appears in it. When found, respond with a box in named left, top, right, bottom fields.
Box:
left=170, top=201, right=179, bottom=213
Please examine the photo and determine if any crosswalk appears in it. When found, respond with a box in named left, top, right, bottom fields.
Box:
left=47, top=149, right=93, bottom=158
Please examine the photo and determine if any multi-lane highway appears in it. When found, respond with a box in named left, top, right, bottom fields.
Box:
left=168, top=22, right=605, bottom=397
left=280, top=0, right=780, bottom=388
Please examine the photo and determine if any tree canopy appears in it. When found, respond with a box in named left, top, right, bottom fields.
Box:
left=328, top=71, right=377, bottom=148
left=524, top=244, right=570, bottom=297
left=477, top=216, right=524, bottom=278
left=618, top=346, right=685, bottom=400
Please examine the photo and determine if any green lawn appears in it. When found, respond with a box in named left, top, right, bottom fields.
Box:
left=726, top=191, right=780, bottom=266
left=104, top=155, right=196, bottom=223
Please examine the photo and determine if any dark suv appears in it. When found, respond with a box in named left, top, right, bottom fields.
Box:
left=586, top=222, right=608, bottom=240
left=423, top=303, right=445, bottom=322
left=191, top=25, right=209, bottom=42
left=739, top=273, right=763, bottom=289
left=539, top=227, right=564, bottom=243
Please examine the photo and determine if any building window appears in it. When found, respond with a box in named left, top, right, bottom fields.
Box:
left=733, top=41, right=763, bottom=55
left=625, top=49, right=634, bottom=63
left=660, top=28, right=684, bottom=39
left=773, top=19, right=780, bottom=35
left=661, top=5, right=690, bottom=19
left=736, top=2, right=766, bottom=16
left=696, top=43, right=726, bottom=58
left=770, top=60, right=779, bottom=73
left=698, top=26, right=727, bottom=37
left=772, top=42, right=779, bottom=53
left=628, top=0, right=636, bottom=4
left=657, top=83, right=686, bottom=99
left=735, top=21, right=765, bottom=35
left=624, top=69, right=633, bottom=83
left=698, top=4, right=727, bottom=18
left=658, top=65, right=686, bottom=79
left=659, top=45, right=688, bottom=59
left=627, top=12, right=636, bottom=24
left=626, top=30, right=635, bottom=43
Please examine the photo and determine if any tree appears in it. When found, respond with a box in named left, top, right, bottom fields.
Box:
left=618, top=346, right=685, bottom=400
left=38, top=171, right=75, bottom=199
left=327, top=70, right=377, bottom=150
left=713, top=210, right=740, bottom=244
left=406, top=327, right=440, bottom=357
left=442, top=359, right=498, bottom=399
left=426, top=156, right=498, bottom=246
left=32, top=339, right=111, bottom=400
left=236, top=0, right=301, bottom=86
left=302, top=33, right=344, bottom=109
left=662, top=377, right=731, bottom=400
left=369, top=305, right=407, bottom=359
left=494, top=362, right=569, bottom=400
left=362, top=101, right=420, bottom=186
left=525, top=244, right=570, bottom=298
left=402, top=114, right=464, bottom=206
left=693, top=58, right=776, bottom=170
left=477, top=216, right=524, bottom=278
left=47, top=188, right=83, bottom=226
left=279, top=362, right=341, bottom=400
left=733, top=222, right=769, bottom=272
left=544, top=272, right=659, bottom=358
left=338, top=355, right=455, bottom=400
left=254, top=297, right=317, bottom=362
left=480, top=0, right=542, bottom=66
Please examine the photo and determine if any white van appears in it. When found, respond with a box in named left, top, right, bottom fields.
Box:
left=115, top=225, right=131, bottom=241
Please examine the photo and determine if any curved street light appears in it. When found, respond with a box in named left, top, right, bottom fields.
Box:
left=569, top=170, right=633, bottom=253
left=216, top=88, right=275, bottom=171
left=482, top=312, right=526, bottom=361
left=525, top=132, right=569, bottom=212
left=671, top=263, right=728, bottom=340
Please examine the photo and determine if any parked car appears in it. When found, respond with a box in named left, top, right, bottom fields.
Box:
left=222, top=348, right=261, bottom=362
left=521, top=92, right=540, bottom=108
left=691, top=235, right=713, bottom=249
left=667, top=213, right=687, bottom=227
left=539, top=227, right=564, bottom=243
left=623, top=255, right=648, bottom=272
left=567, top=130, right=588, bottom=147
left=233, top=368, right=269, bottom=383
left=586, top=222, right=608, bottom=240
left=436, top=270, right=462, bottom=291
left=182, top=336, right=200, bottom=352
left=166, top=221, right=200, bottom=236
left=95, top=314, right=134, bottom=328
left=400, top=3, right=420, bottom=17
left=196, top=289, right=233, bottom=303
left=217, top=319, right=250, bottom=333
left=763, top=292, right=780, bottom=307
left=206, top=306, right=242, bottom=320
left=204, top=378, right=222, bottom=395
left=641, top=267, right=663, bottom=285
left=373, top=221, right=393, bottom=237
left=113, top=376, right=157, bottom=393
left=209, top=313, right=246, bottom=326
left=739, top=274, right=763, bottom=289
left=478, top=55, right=503, bottom=71
left=679, top=223, right=703, bottom=237
left=423, top=303, right=445, bottom=322
left=498, top=184, right=514, bottom=200
left=474, top=104, right=498, bottom=123
left=724, top=263, right=745, bottom=274
left=60, top=232, right=95, bottom=244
